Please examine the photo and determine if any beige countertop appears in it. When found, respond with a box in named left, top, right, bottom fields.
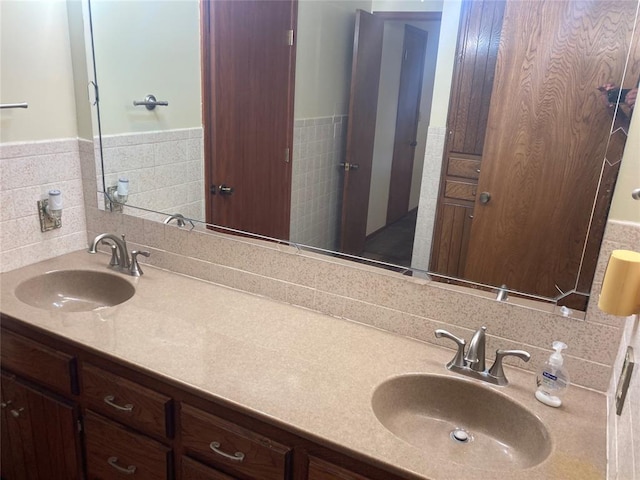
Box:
left=0, top=250, right=606, bottom=480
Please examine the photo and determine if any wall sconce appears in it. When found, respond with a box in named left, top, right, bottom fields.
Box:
left=38, top=189, right=63, bottom=232
left=106, top=178, right=129, bottom=213
left=598, top=249, right=639, bottom=415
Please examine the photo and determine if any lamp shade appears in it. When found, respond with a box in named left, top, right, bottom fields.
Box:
left=598, top=250, right=640, bottom=316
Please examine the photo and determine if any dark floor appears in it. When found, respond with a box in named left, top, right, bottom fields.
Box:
left=361, top=210, right=417, bottom=267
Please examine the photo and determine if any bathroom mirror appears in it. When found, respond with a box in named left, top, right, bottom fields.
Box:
left=89, top=0, right=640, bottom=310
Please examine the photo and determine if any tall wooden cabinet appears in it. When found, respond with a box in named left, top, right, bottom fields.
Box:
left=430, top=0, right=505, bottom=277
left=430, top=0, right=639, bottom=308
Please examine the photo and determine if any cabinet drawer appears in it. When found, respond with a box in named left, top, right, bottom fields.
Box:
left=444, top=180, right=477, bottom=201
left=447, top=155, right=481, bottom=179
left=182, top=456, right=237, bottom=480
left=0, top=330, right=76, bottom=396
left=181, top=404, right=290, bottom=480
left=84, top=411, right=171, bottom=480
left=82, top=363, right=172, bottom=439
left=308, top=457, right=372, bottom=480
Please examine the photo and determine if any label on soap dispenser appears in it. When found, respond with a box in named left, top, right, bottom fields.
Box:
left=542, top=371, right=558, bottom=381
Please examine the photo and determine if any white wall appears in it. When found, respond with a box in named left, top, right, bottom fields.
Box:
left=89, top=0, right=201, bottom=134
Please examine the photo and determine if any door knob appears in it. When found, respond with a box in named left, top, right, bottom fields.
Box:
left=409, top=140, right=418, bottom=147
left=219, top=185, right=234, bottom=195
left=339, top=162, right=360, bottom=171
left=479, top=192, right=491, bottom=204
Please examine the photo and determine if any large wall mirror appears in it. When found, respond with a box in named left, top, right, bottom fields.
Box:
left=89, top=0, right=640, bottom=311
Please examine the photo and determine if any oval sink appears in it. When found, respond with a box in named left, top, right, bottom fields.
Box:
left=15, top=270, right=135, bottom=313
left=371, top=374, right=551, bottom=470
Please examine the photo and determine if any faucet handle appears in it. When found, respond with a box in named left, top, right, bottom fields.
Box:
left=434, top=329, right=466, bottom=368
left=129, top=250, right=150, bottom=277
left=488, top=349, right=531, bottom=384
left=105, top=243, right=120, bottom=267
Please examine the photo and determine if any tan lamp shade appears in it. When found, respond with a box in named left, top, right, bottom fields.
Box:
left=598, top=250, right=640, bottom=316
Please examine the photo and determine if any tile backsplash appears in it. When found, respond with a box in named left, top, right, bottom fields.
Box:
left=98, top=128, right=205, bottom=222
left=0, top=138, right=88, bottom=272
left=86, top=197, right=639, bottom=392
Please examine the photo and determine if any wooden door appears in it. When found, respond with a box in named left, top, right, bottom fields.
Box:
left=386, top=25, right=428, bottom=225
left=202, top=0, right=296, bottom=239
left=340, top=10, right=385, bottom=255
left=463, top=0, right=638, bottom=298
left=0, top=373, right=82, bottom=480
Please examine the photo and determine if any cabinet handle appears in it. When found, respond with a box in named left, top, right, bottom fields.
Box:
left=209, top=441, right=245, bottom=462
left=104, top=395, right=134, bottom=412
left=107, top=456, right=136, bottom=475
left=1, top=400, right=12, bottom=408
left=10, top=407, right=24, bottom=418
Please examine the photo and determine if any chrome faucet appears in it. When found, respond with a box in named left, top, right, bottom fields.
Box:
left=163, top=213, right=194, bottom=229
left=435, top=326, right=530, bottom=386
left=88, top=233, right=150, bottom=276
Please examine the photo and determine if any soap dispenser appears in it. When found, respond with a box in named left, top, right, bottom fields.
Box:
left=535, top=341, right=570, bottom=407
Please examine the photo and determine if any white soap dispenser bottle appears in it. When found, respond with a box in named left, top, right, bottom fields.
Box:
left=535, top=341, right=570, bottom=407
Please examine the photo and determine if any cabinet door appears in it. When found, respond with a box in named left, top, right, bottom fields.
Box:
left=84, top=411, right=171, bottom=480
left=181, top=404, right=290, bottom=480
left=308, top=456, right=372, bottom=480
left=182, top=456, right=237, bottom=480
left=0, top=372, right=82, bottom=480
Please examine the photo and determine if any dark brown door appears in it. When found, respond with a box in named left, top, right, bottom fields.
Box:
left=340, top=10, right=385, bottom=255
left=463, top=0, right=638, bottom=298
left=202, top=0, right=296, bottom=239
left=386, top=25, right=428, bottom=225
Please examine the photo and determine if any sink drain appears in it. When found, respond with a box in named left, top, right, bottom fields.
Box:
left=450, top=428, right=472, bottom=444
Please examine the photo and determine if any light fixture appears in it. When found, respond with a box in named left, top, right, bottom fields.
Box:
left=598, top=249, right=639, bottom=416
left=598, top=250, right=640, bottom=316
left=106, top=177, right=129, bottom=213
left=38, top=189, right=63, bottom=232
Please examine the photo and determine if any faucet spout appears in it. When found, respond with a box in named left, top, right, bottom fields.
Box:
left=89, top=233, right=130, bottom=268
left=465, top=326, right=487, bottom=372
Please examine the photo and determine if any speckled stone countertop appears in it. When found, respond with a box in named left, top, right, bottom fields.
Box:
left=0, top=251, right=606, bottom=480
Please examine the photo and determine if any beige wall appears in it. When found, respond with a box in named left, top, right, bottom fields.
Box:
left=609, top=102, right=640, bottom=223
left=0, top=1, right=78, bottom=142
left=294, top=0, right=371, bottom=119
left=89, top=0, right=201, bottom=134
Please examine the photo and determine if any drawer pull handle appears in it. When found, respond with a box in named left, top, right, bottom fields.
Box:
left=209, top=441, right=245, bottom=462
left=104, top=395, right=134, bottom=412
left=107, top=456, right=136, bottom=475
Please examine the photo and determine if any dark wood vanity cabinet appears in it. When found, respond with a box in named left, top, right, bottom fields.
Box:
left=0, top=332, right=83, bottom=480
left=0, top=321, right=413, bottom=480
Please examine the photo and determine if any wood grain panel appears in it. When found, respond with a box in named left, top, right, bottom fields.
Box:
left=464, top=0, right=639, bottom=298
left=308, top=456, right=373, bottom=480
left=181, top=403, right=290, bottom=480
left=0, top=373, right=82, bottom=480
left=84, top=411, right=171, bottom=480
left=1, top=330, right=76, bottom=396
left=447, top=154, right=481, bottom=179
left=203, top=0, right=295, bottom=239
left=182, top=456, right=238, bottom=480
left=444, top=181, right=477, bottom=201
left=448, top=0, right=505, bottom=155
left=82, top=363, right=172, bottom=439
left=431, top=204, right=475, bottom=276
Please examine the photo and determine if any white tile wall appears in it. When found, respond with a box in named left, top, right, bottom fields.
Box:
left=412, top=126, right=446, bottom=271
left=290, top=116, right=346, bottom=250
left=97, top=128, right=205, bottom=221
left=0, top=138, right=88, bottom=272
left=605, top=223, right=640, bottom=479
